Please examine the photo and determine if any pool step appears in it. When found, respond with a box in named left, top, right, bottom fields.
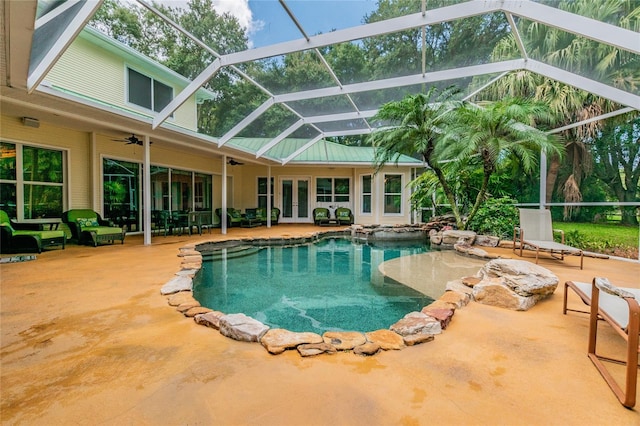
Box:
left=201, top=245, right=262, bottom=261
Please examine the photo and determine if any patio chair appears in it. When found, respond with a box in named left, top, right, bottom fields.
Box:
left=151, top=210, right=170, bottom=236
left=215, top=208, right=243, bottom=228
left=0, top=210, right=66, bottom=253
left=271, top=207, right=280, bottom=225
left=62, top=209, right=125, bottom=246
left=313, top=207, right=331, bottom=226
left=563, top=278, right=640, bottom=408
left=335, top=207, right=354, bottom=225
left=254, top=207, right=280, bottom=225
left=513, top=208, right=584, bottom=269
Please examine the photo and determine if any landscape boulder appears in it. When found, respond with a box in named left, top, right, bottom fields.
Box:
left=472, top=259, right=558, bottom=310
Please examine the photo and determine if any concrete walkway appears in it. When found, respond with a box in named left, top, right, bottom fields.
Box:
left=1, top=225, right=638, bottom=425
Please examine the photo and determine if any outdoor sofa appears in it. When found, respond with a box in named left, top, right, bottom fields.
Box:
left=62, top=209, right=125, bottom=246
left=0, top=210, right=66, bottom=253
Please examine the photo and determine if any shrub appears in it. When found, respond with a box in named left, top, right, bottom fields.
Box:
left=467, top=197, right=519, bottom=239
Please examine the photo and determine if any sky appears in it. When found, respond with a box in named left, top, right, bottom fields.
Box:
left=158, top=0, right=379, bottom=48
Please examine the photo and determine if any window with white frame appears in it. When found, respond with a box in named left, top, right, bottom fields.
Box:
left=257, top=177, right=274, bottom=208
left=361, top=174, right=372, bottom=214
left=316, top=177, right=350, bottom=203
left=0, top=142, right=65, bottom=220
left=127, top=68, right=173, bottom=113
left=384, top=174, right=402, bottom=214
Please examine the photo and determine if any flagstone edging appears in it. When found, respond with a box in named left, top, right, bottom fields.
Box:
left=161, top=230, right=502, bottom=357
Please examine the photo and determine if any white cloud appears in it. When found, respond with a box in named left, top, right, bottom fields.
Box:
left=154, top=0, right=263, bottom=44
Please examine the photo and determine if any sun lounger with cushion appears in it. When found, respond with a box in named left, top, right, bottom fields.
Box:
left=514, top=208, right=584, bottom=269
left=564, top=278, right=639, bottom=408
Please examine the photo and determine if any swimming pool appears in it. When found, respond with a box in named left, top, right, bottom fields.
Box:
left=192, top=237, right=433, bottom=334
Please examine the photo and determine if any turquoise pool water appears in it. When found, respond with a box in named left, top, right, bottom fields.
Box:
left=192, top=237, right=433, bottom=334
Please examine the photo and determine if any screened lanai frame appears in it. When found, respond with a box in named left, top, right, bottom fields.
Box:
left=22, top=0, right=640, bottom=251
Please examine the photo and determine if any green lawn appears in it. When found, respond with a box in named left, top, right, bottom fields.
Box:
left=553, top=222, right=639, bottom=259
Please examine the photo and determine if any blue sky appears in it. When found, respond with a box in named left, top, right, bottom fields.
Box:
left=247, top=1, right=378, bottom=48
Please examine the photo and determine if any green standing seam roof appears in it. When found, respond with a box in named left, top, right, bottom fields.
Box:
left=227, top=137, right=423, bottom=165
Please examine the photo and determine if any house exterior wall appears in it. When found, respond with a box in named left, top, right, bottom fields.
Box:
left=45, top=34, right=199, bottom=131
left=238, top=165, right=415, bottom=225
left=1, top=114, right=417, bottom=226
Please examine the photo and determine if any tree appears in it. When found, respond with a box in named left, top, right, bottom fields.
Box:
left=590, top=114, right=640, bottom=225
left=439, top=98, right=564, bottom=226
left=368, top=86, right=465, bottom=227
left=486, top=0, right=640, bottom=211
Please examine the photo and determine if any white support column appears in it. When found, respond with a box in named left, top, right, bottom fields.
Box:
left=267, top=165, right=272, bottom=228
left=222, top=156, right=228, bottom=235
left=143, top=135, right=152, bottom=245
left=539, top=151, right=547, bottom=210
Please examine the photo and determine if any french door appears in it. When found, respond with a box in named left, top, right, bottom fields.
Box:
left=280, top=177, right=310, bottom=223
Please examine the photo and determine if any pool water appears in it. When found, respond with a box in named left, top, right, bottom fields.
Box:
left=192, top=237, right=434, bottom=334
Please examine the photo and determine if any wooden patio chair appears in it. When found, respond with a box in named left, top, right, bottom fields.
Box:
left=513, top=208, right=584, bottom=269
left=564, top=278, right=640, bottom=408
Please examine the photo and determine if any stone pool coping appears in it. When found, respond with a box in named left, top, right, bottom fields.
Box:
left=160, top=229, right=500, bottom=357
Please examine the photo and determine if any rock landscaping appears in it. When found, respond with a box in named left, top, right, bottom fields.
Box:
left=161, top=228, right=560, bottom=357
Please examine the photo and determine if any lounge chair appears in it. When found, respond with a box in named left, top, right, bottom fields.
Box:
left=563, top=278, right=639, bottom=408
left=313, top=207, right=331, bottom=226
left=62, top=209, right=125, bottom=246
left=335, top=207, right=354, bottom=225
left=0, top=210, right=66, bottom=253
left=513, top=208, right=584, bottom=269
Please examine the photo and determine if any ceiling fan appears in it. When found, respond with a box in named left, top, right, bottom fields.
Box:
left=112, top=134, right=151, bottom=146
left=227, top=158, right=244, bottom=166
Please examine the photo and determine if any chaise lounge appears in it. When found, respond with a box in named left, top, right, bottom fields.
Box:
left=514, top=208, right=584, bottom=269
left=0, top=210, right=66, bottom=253
left=563, top=278, right=640, bottom=408
left=62, top=209, right=125, bottom=246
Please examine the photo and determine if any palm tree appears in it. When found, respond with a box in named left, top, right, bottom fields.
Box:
left=486, top=0, right=639, bottom=213
left=440, top=98, right=564, bottom=227
left=368, top=86, right=466, bottom=226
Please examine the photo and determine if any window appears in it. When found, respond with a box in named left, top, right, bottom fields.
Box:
left=127, top=68, right=173, bottom=113
left=258, top=177, right=274, bottom=209
left=103, top=159, right=140, bottom=231
left=150, top=167, right=213, bottom=213
left=0, top=142, right=65, bottom=220
left=316, top=177, right=350, bottom=203
left=384, top=174, right=402, bottom=214
left=361, top=175, right=372, bottom=214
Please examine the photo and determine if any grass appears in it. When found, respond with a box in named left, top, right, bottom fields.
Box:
left=553, top=222, right=639, bottom=259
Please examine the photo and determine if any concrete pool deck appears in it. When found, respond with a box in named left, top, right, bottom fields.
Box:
left=1, top=224, right=638, bottom=425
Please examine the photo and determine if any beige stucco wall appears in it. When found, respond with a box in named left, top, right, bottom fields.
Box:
left=237, top=164, right=415, bottom=225
left=2, top=115, right=417, bottom=225
left=0, top=115, right=91, bottom=211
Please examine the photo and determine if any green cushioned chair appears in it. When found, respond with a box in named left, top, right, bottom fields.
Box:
left=0, top=210, right=66, bottom=253
left=62, top=209, right=125, bottom=247
left=270, top=207, right=280, bottom=225
left=215, top=208, right=243, bottom=228
left=335, top=207, right=354, bottom=225
left=254, top=208, right=279, bottom=225
left=313, top=207, right=331, bottom=226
